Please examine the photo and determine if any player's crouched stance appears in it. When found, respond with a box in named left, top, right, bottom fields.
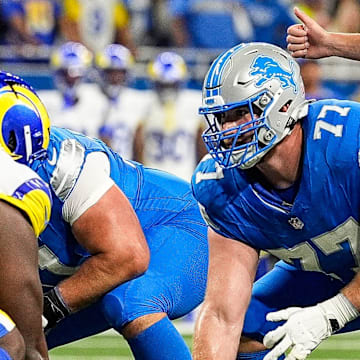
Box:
left=192, top=42, right=360, bottom=360
left=0, top=72, right=208, bottom=359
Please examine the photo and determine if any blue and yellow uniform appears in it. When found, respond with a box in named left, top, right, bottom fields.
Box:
left=2, top=0, right=63, bottom=45
left=63, top=0, right=130, bottom=52
left=29, top=127, right=208, bottom=352
left=193, top=99, right=360, bottom=341
left=0, top=149, right=51, bottom=338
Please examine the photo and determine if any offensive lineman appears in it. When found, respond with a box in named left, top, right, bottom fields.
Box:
left=0, top=72, right=208, bottom=359
left=192, top=42, right=360, bottom=360
left=138, top=51, right=206, bottom=181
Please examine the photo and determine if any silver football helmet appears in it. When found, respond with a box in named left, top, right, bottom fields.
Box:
left=200, top=42, right=306, bottom=169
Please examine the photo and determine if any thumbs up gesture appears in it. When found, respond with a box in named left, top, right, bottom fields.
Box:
left=286, top=7, right=331, bottom=59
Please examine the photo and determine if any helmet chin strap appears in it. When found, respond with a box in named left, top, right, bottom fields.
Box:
left=24, top=125, right=32, bottom=163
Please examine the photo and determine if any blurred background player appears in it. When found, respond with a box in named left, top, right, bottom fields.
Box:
left=39, top=41, right=101, bottom=137
left=239, top=0, right=297, bottom=49
left=95, top=43, right=149, bottom=160
left=137, top=51, right=206, bottom=181
left=1, top=0, right=65, bottom=46
left=61, top=0, right=137, bottom=56
left=168, top=0, right=253, bottom=49
left=0, top=73, right=53, bottom=359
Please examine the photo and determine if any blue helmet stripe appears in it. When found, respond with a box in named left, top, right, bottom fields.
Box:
left=205, top=43, right=246, bottom=98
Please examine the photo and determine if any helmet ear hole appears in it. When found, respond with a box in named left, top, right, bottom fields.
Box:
left=279, top=100, right=293, bottom=113
left=8, top=130, right=16, bottom=152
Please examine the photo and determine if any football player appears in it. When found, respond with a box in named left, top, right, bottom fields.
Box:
left=192, top=42, right=360, bottom=360
left=94, top=44, right=149, bottom=160
left=137, top=51, right=207, bottom=181
left=287, top=7, right=360, bottom=61
left=0, top=75, right=52, bottom=359
left=39, top=41, right=101, bottom=137
left=0, top=72, right=208, bottom=359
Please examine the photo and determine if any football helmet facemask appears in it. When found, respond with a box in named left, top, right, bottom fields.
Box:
left=200, top=42, right=306, bottom=169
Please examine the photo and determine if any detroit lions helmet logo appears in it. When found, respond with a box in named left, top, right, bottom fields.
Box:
left=249, top=56, right=298, bottom=93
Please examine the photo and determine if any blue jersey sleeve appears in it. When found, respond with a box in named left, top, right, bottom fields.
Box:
left=192, top=155, right=244, bottom=240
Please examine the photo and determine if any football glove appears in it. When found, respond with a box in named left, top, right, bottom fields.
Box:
left=43, top=287, right=71, bottom=333
left=263, top=293, right=359, bottom=360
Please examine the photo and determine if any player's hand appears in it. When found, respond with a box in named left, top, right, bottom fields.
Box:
left=43, top=287, right=71, bottom=334
left=263, top=305, right=334, bottom=360
left=286, top=7, right=330, bottom=59
left=41, top=315, right=48, bottom=329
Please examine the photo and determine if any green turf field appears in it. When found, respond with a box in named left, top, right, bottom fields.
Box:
left=49, top=330, right=360, bottom=359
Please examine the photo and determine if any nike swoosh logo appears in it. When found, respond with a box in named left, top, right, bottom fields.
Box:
left=47, top=147, right=57, bottom=166
left=237, top=80, right=253, bottom=86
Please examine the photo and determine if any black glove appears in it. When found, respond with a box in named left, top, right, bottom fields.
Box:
left=43, top=287, right=71, bottom=333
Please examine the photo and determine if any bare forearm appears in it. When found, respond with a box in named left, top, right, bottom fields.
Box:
left=326, top=33, right=360, bottom=60
left=0, top=202, right=48, bottom=359
left=341, top=272, right=360, bottom=310
left=193, top=306, right=243, bottom=360
left=58, top=253, right=143, bottom=311
left=193, top=229, right=259, bottom=359
left=14, top=278, right=48, bottom=359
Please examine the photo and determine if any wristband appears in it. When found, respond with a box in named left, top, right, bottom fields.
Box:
left=318, top=293, right=359, bottom=333
left=43, top=287, right=71, bottom=331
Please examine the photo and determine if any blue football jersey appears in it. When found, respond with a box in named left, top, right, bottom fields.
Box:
left=192, top=99, right=360, bottom=284
left=32, top=127, right=194, bottom=288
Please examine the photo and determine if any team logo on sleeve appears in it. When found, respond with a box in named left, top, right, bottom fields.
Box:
left=12, top=178, right=51, bottom=201
left=249, top=56, right=298, bottom=93
left=11, top=178, right=52, bottom=236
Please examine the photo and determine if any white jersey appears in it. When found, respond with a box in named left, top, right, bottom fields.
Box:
left=142, top=89, right=203, bottom=181
left=0, top=149, right=51, bottom=237
left=99, top=87, right=151, bottom=160
left=39, top=84, right=103, bottom=138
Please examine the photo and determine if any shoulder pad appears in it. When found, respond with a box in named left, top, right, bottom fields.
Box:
left=50, top=139, right=85, bottom=201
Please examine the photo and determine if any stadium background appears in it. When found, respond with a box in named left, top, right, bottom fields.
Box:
left=1, top=0, right=360, bottom=358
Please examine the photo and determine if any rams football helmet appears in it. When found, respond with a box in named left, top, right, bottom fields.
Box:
left=200, top=42, right=306, bottom=169
left=0, top=72, right=50, bottom=164
left=95, top=44, right=134, bottom=100
left=148, top=51, right=187, bottom=102
left=51, top=42, right=93, bottom=103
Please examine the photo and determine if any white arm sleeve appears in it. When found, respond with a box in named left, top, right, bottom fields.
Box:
left=62, top=152, right=115, bottom=225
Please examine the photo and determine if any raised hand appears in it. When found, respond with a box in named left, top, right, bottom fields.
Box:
left=287, top=7, right=331, bottom=59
